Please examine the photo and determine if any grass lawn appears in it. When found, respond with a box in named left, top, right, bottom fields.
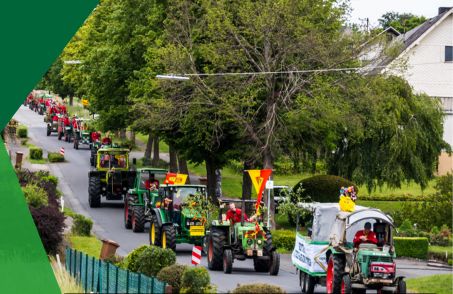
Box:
left=135, top=133, right=170, bottom=153
left=429, top=245, right=453, bottom=261
left=357, top=180, right=436, bottom=197
left=356, top=200, right=405, bottom=214
left=406, top=274, right=453, bottom=294
left=68, top=235, right=102, bottom=258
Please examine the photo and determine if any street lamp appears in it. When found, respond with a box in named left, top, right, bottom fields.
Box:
left=156, top=74, right=190, bottom=81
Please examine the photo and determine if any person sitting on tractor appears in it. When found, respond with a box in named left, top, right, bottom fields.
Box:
left=71, top=115, right=79, bottom=130
left=353, top=222, right=378, bottom=247
left=59, top=103, right=67, bottom=114
left=144, top=174, right=159, bottom=191
left=102, top=136, right=112, bottom=145
left=226, top=202, right=256, bottom=224
left=100, top=154, right=111, bottom=168
left=91, top=131, right=101, bottom=142
left=63, top=114, right=71, bottom=127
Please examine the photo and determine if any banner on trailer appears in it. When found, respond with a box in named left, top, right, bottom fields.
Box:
left=291, top=234, right=328, bottom=274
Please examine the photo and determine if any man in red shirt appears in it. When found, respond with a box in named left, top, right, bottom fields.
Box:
left=71, top=115, right=79, bottom=130
left=353, top=222, right=378, bottom=247
left=226, top=202, right=257, bottom=224
left=63, top=115, right=71, bottom=127
left=91, top=131, right=101, bottom=142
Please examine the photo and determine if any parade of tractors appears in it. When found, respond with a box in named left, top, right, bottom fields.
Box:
left=24, top=91, right=411, bottom=293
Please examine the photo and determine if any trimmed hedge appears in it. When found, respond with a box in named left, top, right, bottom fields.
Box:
left=180, top=267, right=214, bottom=294
left=394, top=237, right=428, bottom=259
left=136, top=246, right=176, bottom=277
left=293, top=175, right=357, bottom=203
left=17, top=125, right=28, bottom=138
left=157, top=264, right=188, bottom=293
left=48, top=152, right=65, bottom=162
left=71, top=214, right=93, bottom=236
left=231, top=283, right=285, bottom=293
left=271, top=230, right=295, bottom=252
left=359, top=194, right=432, bottom=202
left=29, top=147, right=43, bottom=160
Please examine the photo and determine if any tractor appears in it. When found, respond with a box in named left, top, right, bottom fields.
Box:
left=147, top=184, right=209, bottom=251
left=90, top=137, right=115, bottom=166
left=123, top=168, right=168, bottom=232
left=87, top=147, right=136, bottom=208
left=46, top=114, right=61, bottom=136
left=291, top=203, right=406, bottom=294
left=56, top=117, right=73, bottom=142
left=73, top=119, right=92, bottom=149
left=206, top=198, right=280, bottom=275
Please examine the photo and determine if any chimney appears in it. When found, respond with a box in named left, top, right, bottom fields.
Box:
left=438, top=7, right=452, bottom=15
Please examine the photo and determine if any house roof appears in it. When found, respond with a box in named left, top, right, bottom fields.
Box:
left=364, top=7, right=453, bottom=74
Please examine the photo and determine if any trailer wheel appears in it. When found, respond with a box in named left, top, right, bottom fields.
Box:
left=301, top=271, right=316, bottom=294
left=326, top=254, right=344, bottom=294
left=397, top=279, right=406, bottom=294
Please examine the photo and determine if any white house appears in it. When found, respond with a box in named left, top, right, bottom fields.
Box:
left=375, top=7, right=453, bottom=175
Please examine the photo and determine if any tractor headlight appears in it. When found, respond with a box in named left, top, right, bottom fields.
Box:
left=257, top=239, right=263, bottom=245
left=247, top=239, right=253, bottom=246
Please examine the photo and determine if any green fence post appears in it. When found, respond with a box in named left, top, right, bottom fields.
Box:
left=91, top=256, right=95, bottom=292
left=114, top=266, right=118, bottom=294
left=97, top=259, right=102, bottom=293
left=84, top=253, right=88, bottom=293
left=106, top=262, right=109, bottom=294
left=79, top=251, right=82, bottom=282
left=68, top=249, right=72, bottom=276
left=151, top=276, right=154, bottom=294
left=138, top=273, right=141, bottom=293
left=126, top=270, right=129, bottom=294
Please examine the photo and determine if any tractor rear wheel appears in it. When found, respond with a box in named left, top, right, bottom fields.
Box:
left=223, top=249, right=233, bottom=274
left=326, top=254, right=345, bottom=294
left=269, top=251, right=280, bottom=275
left=124, top=198, right=132, bottom=229
left=397, top=279, right=406, bottom=294
left=207, top=228, right=226, bottom=271
left=341, top=275, right=352, bottom=294
left=131, top=206, right=145, bottom=233
left=161, top=225, right=176, bottom=251
left=149, top=216, right=161, bottom=246
left=88, top=176, right=101, bottom=208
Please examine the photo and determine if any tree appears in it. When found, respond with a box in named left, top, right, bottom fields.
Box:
left=378, top=12, right=427, bottom=33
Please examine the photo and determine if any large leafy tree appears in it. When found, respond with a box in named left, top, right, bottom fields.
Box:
left=378, top=12, right=427, bottom=33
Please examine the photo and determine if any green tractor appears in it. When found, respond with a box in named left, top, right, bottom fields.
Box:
left=147, top=184, right=209, bottom=251
left=87, top=147, right=136, bottom=208
left=123, top=168, right=168, bottom=232
left=46, top=114, right=61, bottom=136
left=73, top=119, right=92, bottom=150
left=206, top=198, right=280, bottom=275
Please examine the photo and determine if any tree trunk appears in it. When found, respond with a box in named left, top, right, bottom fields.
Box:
left=205, top=157, right=218, bottom=202
left=177, top=155, right=191, bottom=184
left=69, top=96, right=73, bottom=106
left=169, top=143, right=178, bottom=173
left=215, top=169, right=222, bottom=199
left=129, top=130, right=136, bottom=147
left=120, top=129, right=127, bottom=140
left=263, top=148, right=276, bottom=229
left=152, top=135, right=160, bottom=166
left=311, top=150, right=318, bottom=174
left=144, top=132, right=153, bottom=166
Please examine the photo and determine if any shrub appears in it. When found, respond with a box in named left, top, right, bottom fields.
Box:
left=22, top=184, right=48, bottom=208
left=359, top=194, right=431, bottom=201
left=29, top=147, right=43, bottom=160
left=157, top=264, right=188, bottom=293
left=429, top=225, right=452, bottom=246
left=428, top=247, right=452, bottom=263
left=231, top=283, right=286, bottom=293
left=48, top=152, right=65, bottom=162
left=71, top=214, right=93, bottom=236
left=180, top=267, right=212, bottom=294
left=21, top=138, right=28, bottom=146
left=394, top=237, right=428, bottom=259
left=271, top=230, right=295, bottom=251
left=136, top=246, right=176, bottom=277
left=30, top=205, right=66, bottom=255
left=396, top=219, right=419, bottom=237
left=17, top=125, right=28, bottom=138
left=448, top=259, right=452, bottom=266
left=435, top=173, right=452, bottom=197
left=123, top=245, right=148, bottom=272
left=293, top=175, right=357, bottom=203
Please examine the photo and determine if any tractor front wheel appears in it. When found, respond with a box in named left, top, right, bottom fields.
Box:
left=161, top=225, right=176, bottom=251
left=397, top=279, right=406, bottom=294
left=300, top=271, right=316, bottom=294
left=131, top=206, right=145, bottom=233
left=341, top=275, right=352, bottom=294
left=207, top=229, right=226, bottom=271
left=124, top=198, right=132, bottom=229
left=88, top=176, right=101, bottom=208
left=223, top=249, right=233, bottom=274
left=149, top=216, right=161, bottom=246
left=326, top=254, right=345, bottom=294
left=269, top=251, right=280, bottom=275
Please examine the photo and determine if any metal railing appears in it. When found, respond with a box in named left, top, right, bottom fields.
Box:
left=65, top=248, right=166, bottom=293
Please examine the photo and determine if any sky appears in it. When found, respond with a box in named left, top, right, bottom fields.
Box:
left=349, top=0, right=453, bottom=27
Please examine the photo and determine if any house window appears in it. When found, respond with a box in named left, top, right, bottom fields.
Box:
left=446, top=46, right=453, bottom=62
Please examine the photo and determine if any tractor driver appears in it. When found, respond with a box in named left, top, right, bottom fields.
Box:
left=144, top=173, right=159, bottom=191
left=353, top=222, right=378, bottom=247
left=225, top=202, right=256, bottom=224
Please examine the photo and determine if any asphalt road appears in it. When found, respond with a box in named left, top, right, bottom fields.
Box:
left=13, top=105, right=452, bottom=293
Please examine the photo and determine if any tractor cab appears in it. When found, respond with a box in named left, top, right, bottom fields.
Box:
left=96, top=148, right=130, bottom=171
left=134, top=168, right=167, bottom=205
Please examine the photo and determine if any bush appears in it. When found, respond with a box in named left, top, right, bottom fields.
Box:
left=271, top=230, right=295, bottom=251
left=136, top=246, right=176, bottom=277
left=123, top=245, right=148, bottom=272
left=29, top=147, right=43, bottom=160
left=396, top=219, right=419, bottom=237
left=48, top=152, right=65, bottom=162
left=429, top=225, right=452, bottom=246
left=157, top=264, right=188, bottom=293
left=448, top=259, right=452, bottom=266
left=231, top=283, right=286, bottom=293
left=22, top=184, right=48, bottom=208
left=71, top=214, right=93, bottom=236
left=17, top=126, right=28, bottom=138
left=30, top=205, right=66, bottom=255
left=359, top=194, right=431, bottom=201
left=394, top=237, right=428, bottom=259
left=180, top=267, right=213, bottom=294
left=293, top=175, right=357, bottom=203
left=428, top=246, right=452, bottom=263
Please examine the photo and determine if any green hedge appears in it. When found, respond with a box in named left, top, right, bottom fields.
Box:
left=29, top=147, right=43, bottom=160
left=231, top=283, right=285, bottom=293
left=17, top=126, right=28, bottom=138
left=48, top=152, right=64, bottom=162
left=293, top=175, right=357, bottom=203
left=271, top=230, right=295, bottom=252
left=359, top=194, right=431, bottom=201
left=394, top=237, right=428, bottom=259
left=72, top=214, right=93, bottom=236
